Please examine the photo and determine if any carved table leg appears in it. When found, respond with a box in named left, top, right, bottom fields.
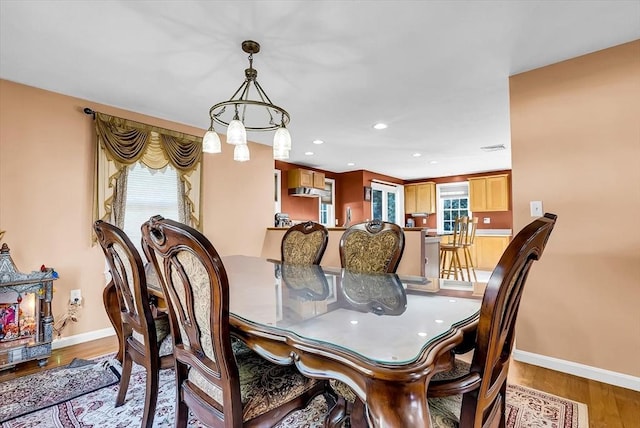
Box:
left=365, top=379, right=432, bottom=428
left=102, top=280, right=123, bottom=362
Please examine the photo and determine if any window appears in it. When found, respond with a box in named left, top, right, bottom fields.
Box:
left=319, top=178, right=335, bottom=227
left=123, top=162, right=180, bottom=254
left=437, top=182, right=470, bottom=233
left=371, top=182, right=403, bottom=225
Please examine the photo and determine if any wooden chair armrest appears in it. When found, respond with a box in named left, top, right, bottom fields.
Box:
left=428, top=372, right=482, bottom=397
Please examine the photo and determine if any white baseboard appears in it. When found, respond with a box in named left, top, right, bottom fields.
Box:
left=51, top=327, right=116, bottom=350
left=512, top=348, right=640, bottom=392
left=49, top=330, right=640, bottom=392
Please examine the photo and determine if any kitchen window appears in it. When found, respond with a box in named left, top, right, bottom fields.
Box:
left=319, top=178, right=335, bottom=227
left=437, top=182, right=470, bottom=233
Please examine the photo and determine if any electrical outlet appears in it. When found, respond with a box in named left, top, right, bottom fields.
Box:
left=70, top=289, right=82, bottom=305
left=483, top=217, right=491, bottom=224
left=422, top=218, right=427, bottom=224
left=530, top=200, right=543, bottom=217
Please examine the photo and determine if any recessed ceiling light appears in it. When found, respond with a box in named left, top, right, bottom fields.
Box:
left=347, top=162, right=355, bottom=166
left=304, top=151, right=314, bottom=156
left=312, top=139, right=324, bottom=145
left=417, top=332, right=428, bottom=337
left=429, top=160, right=438, bottom=164
left=373, top=123, right=388, bottom=130
left=350, top=320, right=358, bottom=325
left=435, top=319, right=444, bottom=324
left=413, top=153, right=422, bottom=157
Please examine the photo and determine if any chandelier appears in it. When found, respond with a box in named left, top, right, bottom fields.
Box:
left=203, top=40, right=291, bottom=162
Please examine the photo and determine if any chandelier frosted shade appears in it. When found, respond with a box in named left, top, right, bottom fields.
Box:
left=273, top=145, right=289, bottom=160
left=273, top=126, right=292, bottom=151
left=234, top=144, right=250, bottom=162
left=203, top=129, right=222, bottom=153
left=226, top=119, right=247, bottom=145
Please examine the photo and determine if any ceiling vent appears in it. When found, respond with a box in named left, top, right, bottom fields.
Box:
left=480, top=144, right=507, bottom=152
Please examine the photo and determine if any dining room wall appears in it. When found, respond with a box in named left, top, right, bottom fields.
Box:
left=0, top=79, right=274, bottom=340
left=509, top=40, right=640, bottom=378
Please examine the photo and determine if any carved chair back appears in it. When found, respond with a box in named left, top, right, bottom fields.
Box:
left=93, top=220, right=172, bottom=428
left=339, top=220, right=405, bottom=273
left=430, top=213, right=557, bottom=427
left=281, top=221, right=329, bottom=265
left=141, top=216, right=326, bottom=427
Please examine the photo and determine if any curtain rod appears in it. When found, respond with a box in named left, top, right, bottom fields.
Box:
left=83, top=107, right=96, bottom=120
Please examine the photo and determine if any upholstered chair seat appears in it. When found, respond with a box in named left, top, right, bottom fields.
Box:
left=187, top=348, right=323, bottom=422
left=130, top=313, right=173, bottom=357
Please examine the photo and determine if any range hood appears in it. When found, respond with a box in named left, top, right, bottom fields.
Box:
left=288, top=187, right=323, bottom=197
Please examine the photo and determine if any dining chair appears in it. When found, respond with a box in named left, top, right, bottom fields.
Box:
left=440, top=216, right=470, bottom=280
left=328, top=219, right=405, bottom=427
left=93, top=220, right=174, bottom=428
left=427, top=213, right=557, bottom=428
left=141, top=215, right=328, bottom=427
left=338, top=219, right=405, bottom=273
left=281, top=221, right=329, bottom=265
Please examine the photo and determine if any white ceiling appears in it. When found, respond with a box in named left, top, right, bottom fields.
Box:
left=1, top=1, right=638, bottom=180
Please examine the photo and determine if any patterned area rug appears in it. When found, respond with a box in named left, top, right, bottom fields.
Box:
left=1, top=358, right=588, bottom=427
left=0, top=356, right=120, bottom=423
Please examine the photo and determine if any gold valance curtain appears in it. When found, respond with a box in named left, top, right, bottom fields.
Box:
left=93, top=112, right=203, bottom=233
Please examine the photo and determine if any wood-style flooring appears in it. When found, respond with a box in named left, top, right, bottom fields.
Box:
left=1, top=336, right=638, bottom=427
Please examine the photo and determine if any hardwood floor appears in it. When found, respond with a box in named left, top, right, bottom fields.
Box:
left=1, top=336, right=638, bottom=427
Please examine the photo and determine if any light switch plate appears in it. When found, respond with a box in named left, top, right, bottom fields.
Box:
left=483, top=217, right=490, bottom=224
left=530, top=201, right=543, bottom=217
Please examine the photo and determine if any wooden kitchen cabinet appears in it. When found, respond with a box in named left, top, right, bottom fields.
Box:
left=312, top=171, right=325, bottom=189
left=473, top=235, right=511, bottom=270
left=468, top=174, right=509, bottom=212
left=405, top=182, right=435, bottom=214
left=288, top=168, right=324, bottom=189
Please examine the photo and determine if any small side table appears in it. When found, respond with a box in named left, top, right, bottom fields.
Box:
left=0, top=243, right=56, bottom=370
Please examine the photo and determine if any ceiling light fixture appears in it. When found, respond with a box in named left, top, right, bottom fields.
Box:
left=373, top=123, right=388, bottom=130
left=203, top=40, right=291, bottom=161
left=312, top=139, right=324, bottom=145
left=413, top=153, right=422, bottom=157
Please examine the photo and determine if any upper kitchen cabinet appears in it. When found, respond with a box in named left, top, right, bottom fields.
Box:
left=288, top=168, right=325, bottom=190
left=405, top=182, right=435, bottom=214
left=468, top=174, right=509, bottom=211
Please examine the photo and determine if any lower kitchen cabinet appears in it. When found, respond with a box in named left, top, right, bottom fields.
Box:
left=472, top=235, right=511, bottom=271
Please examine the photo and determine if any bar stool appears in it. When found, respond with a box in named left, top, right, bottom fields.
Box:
left=460, top=217, right=478, bottom=282
left=440, top=216, right=469, bottom=280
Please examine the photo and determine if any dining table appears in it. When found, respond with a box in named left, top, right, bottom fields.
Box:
left=223, top=255, right=485, bottom=428
left=105, top=254, right=484, bottom=427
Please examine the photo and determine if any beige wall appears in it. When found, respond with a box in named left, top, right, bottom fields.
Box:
left=0, top=80, right=273, bottom=338
left=510, top=41, right=640, bottom=377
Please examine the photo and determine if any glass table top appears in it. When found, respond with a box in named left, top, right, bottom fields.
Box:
left=224, top=255, right=484, bottom=365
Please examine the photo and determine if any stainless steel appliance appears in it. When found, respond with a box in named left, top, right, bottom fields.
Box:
left=275, top=213, right=292, bottom=228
